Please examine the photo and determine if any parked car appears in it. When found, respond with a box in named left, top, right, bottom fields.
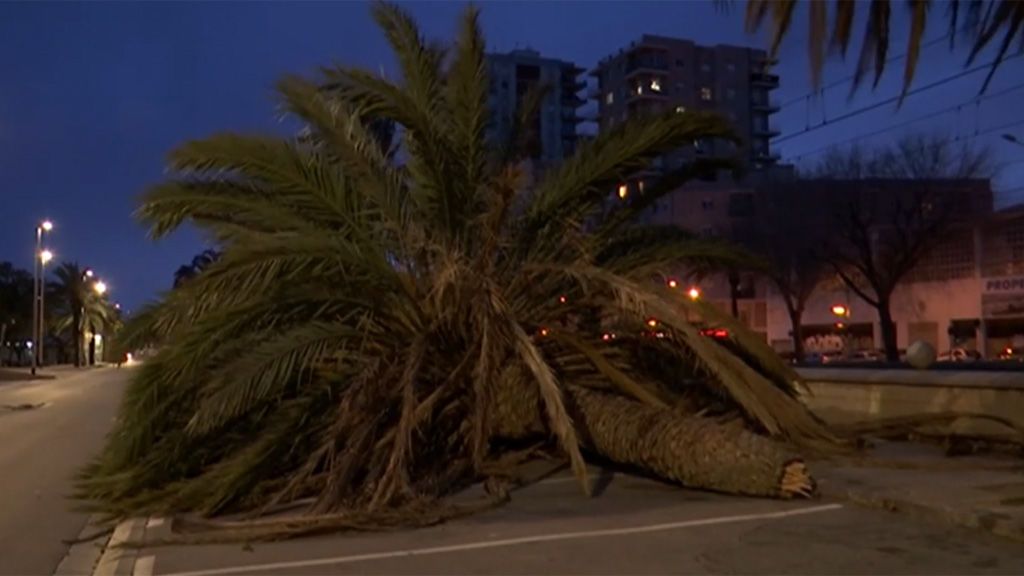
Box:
left=998, top=347, right=1023, bottom=362
left=850, top=349, right=884, bottom=362
left=805, top=351, right=843, bottom=364
left=937, top=347, right=981, bottom=363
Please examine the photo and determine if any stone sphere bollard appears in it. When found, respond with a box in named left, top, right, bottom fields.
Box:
left=906, top=340, right=936, bottom=369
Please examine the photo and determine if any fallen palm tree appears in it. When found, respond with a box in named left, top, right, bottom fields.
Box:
left=78, top=2, right=841, bottom=537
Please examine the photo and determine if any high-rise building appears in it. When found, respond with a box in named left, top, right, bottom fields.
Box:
left=590, top=35, right=780, bottom=168
left=487, top=49, right=585, bottom=163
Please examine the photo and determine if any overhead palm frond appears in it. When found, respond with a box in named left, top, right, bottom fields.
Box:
left=746, top=0, right=1024, bottom=96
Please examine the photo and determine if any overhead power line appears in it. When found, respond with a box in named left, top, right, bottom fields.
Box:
left=777, top=34, right=951, bottom=112
left=772, top=51, right=1024, bottom=146
left=788, top=81, right=1024, bottom=162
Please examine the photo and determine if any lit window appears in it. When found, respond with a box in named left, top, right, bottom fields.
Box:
left=638, top=180, right=645, bottom=192
left=650, top=79, right=662, bottom=92
left=618, top=184, right=628, bottom=199
left=635, top=83, right=644, bottom=95
left=675, top=105, right=686, bottom=114
left=606, top=91, right=614, bottom=104
left=700, top=87, right=713, bottom=101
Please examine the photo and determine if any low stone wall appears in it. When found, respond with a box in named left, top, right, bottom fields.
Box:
left=796, top=368, right=1024, bottom=440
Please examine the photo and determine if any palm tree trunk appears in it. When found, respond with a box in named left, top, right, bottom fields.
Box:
left=491, top=379, right=814, bottom=498
left=568, top=387, right=811, bottom=498
left=73, top=307, right=82, bottom=367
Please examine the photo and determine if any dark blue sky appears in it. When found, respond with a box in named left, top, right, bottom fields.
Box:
left=2, top=1, right=1023, bottom=310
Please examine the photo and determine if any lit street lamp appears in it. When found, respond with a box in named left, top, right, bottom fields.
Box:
left=31, top=220, right=53, bottom=375
left=94, top=280, right=107, bottom=295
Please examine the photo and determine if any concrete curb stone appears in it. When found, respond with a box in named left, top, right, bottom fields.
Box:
left=831, top=485, right=1024, bottom=544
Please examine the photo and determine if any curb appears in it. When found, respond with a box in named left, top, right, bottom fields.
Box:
left=53, top=515, right=109, bottom=576
left=91, top=517, right=145, bottom=576
left=837, top=487, right=1024, bottom=544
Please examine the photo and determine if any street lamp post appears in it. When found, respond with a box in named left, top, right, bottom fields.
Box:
left=31, top=220, right=53, bottom=376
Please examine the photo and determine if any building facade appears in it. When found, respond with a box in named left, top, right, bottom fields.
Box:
left=486, top=49, right=585, bottom=163
left=667, top=178, right=1024, bottom=358
left=589, top=35, right=780, bottom=168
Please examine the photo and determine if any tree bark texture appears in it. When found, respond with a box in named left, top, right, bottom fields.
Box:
left=877, top=299, right=899, bottom=362
left=491, top=377, right=802, bottom=498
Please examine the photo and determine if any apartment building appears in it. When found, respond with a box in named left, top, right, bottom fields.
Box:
left=590, top=35, right=780, bottom=168
left=486, top=49, right=585, bottom=164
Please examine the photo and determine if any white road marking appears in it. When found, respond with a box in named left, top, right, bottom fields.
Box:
left=93, top=518, right=137, bottom=576
left=160, top=503, right=843, bottom=576
left=134, top=555, right=156, bottom=576
left=146, top=517, right=165, bottom=529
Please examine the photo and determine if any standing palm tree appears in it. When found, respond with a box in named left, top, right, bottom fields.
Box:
left=745, top=0, right=1024, bottom=96
left=51, top=262, right=113, bottom=367
left=78, top=3, right=834, bottom=532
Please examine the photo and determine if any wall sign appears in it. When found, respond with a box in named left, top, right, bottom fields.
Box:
left=984, top=276, right=1024, bottom=293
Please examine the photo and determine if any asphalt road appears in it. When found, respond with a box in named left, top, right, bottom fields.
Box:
left=0, top=367, right=129, bottom=576
left=136, top=469, right=1024, bottom=576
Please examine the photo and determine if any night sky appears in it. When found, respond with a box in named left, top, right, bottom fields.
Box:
left=3, top=1, right=1023, bottom=311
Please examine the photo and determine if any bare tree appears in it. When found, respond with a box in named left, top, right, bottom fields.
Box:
left=812, top=133, right=993, bottom=361
left=750, top=185, right=832, bottom=362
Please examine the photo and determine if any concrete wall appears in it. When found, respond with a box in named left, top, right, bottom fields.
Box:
left=797, top=368, right=1024, bottom=440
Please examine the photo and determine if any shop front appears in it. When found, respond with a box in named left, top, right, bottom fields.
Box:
left=980, top=275, right=1024, bottom=358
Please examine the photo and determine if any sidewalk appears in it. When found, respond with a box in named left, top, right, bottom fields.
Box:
left=813, top=440, right=1024, bottom=543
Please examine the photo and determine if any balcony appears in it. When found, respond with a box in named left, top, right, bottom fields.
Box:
left=751, top=98, right=780, bottom=112
left=625, top=62, right=669, bottom=79
left=562, top=79, right=586, bottom=93
left=752, top=124, right=781, bottom=137
left=751, top=72, right=780, bottom=87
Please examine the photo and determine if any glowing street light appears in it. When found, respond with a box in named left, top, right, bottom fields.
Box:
left=84, top=269, right=94, bottom=278
left=831, top=304, right=848, bottom=317
left=688, top=287, right=701, bottom=301
left=646, top=318, right=658, bottom=328
left=617, top=184, right=628, bottom=199
left=667, top=279, right=678, bottom=289
left=32, top=219, right=54, bottom=375
left=94, top=281, right=108, bottom=295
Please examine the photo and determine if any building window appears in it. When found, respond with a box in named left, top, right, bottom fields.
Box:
left=694, top=138, right=706, bottom=153
left=726, top=88, right=736, bottom=100
left=650, top=78, right=662, bottom=92
left=675, top=105, right=687, bottom=114
left=700, top=87, right=713, bottom=101
left=605, top=92, right=614, bottom=104
left=635, top=83, right=644, bottom=95
left=701, top=198, right=714, bottom=211
left=617, top=184, right=628, bottom=199
left=638, top=180, right=646, bottom=192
